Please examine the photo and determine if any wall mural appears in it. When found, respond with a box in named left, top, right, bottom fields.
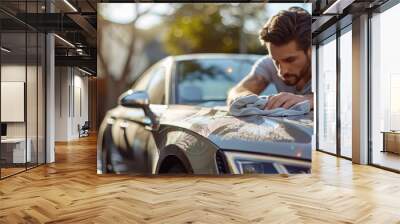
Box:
left=97, top=3, right=313, bottom=175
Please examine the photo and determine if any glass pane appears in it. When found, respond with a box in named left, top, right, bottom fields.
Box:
left=176, top=58, right=259, bottom=105
left=26, top=0, right=40, bottom=170
left=0, top=1, right=46, bottom=178
left=38, top=33, right=45, bottom=165
left=1, top=31, right=27, bottom=177
left=317, top=37, right=337, bottom=154
left=340, top=30, right=352, bottom=158
left=27, top=31, right=38, bottom=169
left=371, top=4, right=400, bottom=171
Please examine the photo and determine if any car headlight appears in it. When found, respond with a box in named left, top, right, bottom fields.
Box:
left=223, top=151, right=311, bottom=174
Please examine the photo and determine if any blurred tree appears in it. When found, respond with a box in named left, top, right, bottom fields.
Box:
left=221, top=3, right=271, bottom=54
left=163, top=3, right=268, bottom=55
left=97, top=3, right=169, bottom=127
left=164, top=6, right=239, bottom=54
left=96, top=3, right=272, bottom=127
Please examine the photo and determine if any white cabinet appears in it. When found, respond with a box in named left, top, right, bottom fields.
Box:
left=1, top=138, right=32, bottom=163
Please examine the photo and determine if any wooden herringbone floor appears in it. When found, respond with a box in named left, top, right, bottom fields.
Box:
left=1, top=135, right=400, bottom=224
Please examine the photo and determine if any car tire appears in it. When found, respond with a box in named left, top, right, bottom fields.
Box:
left=158, top=156, right=188, bottom=174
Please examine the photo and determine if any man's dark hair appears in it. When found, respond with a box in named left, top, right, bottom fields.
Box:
left=259, top=7, right=311, bottom=52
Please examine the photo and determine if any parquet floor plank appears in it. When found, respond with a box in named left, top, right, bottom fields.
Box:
left=0, top=135, right=399, bottom=223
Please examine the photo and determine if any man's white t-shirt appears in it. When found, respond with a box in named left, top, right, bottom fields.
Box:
left=249, top=56, right=312, bottom=95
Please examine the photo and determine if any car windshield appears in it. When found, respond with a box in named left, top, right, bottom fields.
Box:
left=176, top=57, right=261, bottom=105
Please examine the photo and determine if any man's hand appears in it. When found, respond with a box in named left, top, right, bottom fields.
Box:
left=265, top=92, right=313, bottom=110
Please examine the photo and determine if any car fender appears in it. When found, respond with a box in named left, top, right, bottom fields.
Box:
left=156, top=145, right=194, bottom=174
left=154, top=126, right=220, bottom=174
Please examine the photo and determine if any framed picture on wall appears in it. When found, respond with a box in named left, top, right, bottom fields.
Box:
left=1, top=81, right=25, bottom=122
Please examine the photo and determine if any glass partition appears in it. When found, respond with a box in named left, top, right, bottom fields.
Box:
left=38, top=32, right=45, bottom=165
left=0, top=1, right=46, bottom=179
left=1, top=31, right=28, bottom=177
left=27, top=30, right=38, bottom=169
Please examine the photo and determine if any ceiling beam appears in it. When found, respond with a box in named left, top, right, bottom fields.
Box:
left=67, top=13, right=97, bottom=39
left=323, top=0, right=356, bottom=14
left=55, top=55, right=96, bottom=70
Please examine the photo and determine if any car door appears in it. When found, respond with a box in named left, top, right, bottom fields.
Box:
left=113, top=64, right=167, bottom=174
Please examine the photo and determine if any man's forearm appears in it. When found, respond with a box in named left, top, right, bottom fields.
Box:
left=227, top=86, right=254, bottom=105
left=227, top=74, right=269, bottom=105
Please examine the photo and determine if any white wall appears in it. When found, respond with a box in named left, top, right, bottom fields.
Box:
left=55, top=67, right=89, bottom=141
left=71, top=73, right=89, bottom=138
left=55, top=67, right=69, bottom=141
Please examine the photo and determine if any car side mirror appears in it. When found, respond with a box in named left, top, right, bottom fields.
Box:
left=119, top=90, right=149, bottom=108
left=119, top=90, right=159, bottom=131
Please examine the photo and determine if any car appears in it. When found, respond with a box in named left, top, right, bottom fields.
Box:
left=97, top=54, right=313, bottom=175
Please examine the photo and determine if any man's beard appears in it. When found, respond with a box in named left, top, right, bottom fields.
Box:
left=281, top=56, right=311, bottom=86
left=281, top=74, right=301, bottom=86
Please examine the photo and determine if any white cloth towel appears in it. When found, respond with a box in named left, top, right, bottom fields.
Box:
left=229, top=94, right=310, bottom=117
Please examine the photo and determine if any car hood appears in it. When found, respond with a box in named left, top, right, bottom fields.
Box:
left=157, top=105, right=313, bottom=161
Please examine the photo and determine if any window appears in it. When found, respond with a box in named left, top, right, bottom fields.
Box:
left=339, top=28, right=352, bottom=158
left=132, top=64, right=166, bottom=105
left=176, top=58, right=258, bottom=106
left=147, top=67, right=166, bottom=104
left=317, top=36, right=337, bottom=154
left=370, top=3, right=400, bottom=171
left=132, top=66, right=157, bottom=91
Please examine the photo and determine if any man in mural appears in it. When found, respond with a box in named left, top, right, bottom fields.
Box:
left=228, top=7, right=313, bottom=110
